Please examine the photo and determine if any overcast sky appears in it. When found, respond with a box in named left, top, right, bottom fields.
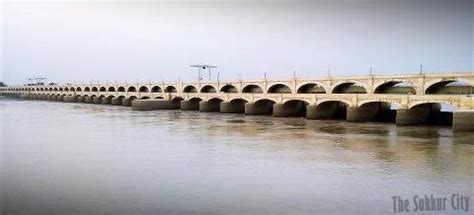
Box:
left=1, top=0, right=473, bottom=85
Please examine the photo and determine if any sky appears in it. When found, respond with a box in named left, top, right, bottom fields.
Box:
left=0, top=0, right=473, bottom=85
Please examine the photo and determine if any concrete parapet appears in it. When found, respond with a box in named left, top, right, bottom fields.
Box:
left=199, top=101, right=221, bottom=112
left=181, top=100, right=200, bottom=111
left=220, top=102, right=245, bottom=113
left=131, top=99, right=180, bottom=111
left=245, top=102, right=273, bottom=115
left=453, top=111, right=474, bottom=132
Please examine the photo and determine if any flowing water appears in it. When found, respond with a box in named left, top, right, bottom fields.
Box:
left=1, top=97, right=473, bottom=214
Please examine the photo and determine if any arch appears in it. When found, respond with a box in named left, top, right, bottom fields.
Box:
left=127, top=86, right=136, bottom=92
left=171, top=96, right=184, bottom=103
left=151, top=86, right=162, bottom=93
left=69, top=87, right=75, bottom=92
left=202, top=98, right=224, bottom=112
left=58, top=87, right=64, bottom=91
left=164, top=86, right=177, bottom=93
left=356, top=101, right=397, bottom=122
left=332, top=82, right=367, bottom=94
left=315, top=100, right=350, bottom=120
left=76, top=87, right=82, bottom=92
left=139, top=86, right=149, bottom=93
left=92, top=87, right=98, bottom=92
left=108, top=87, right=116, bottom=92
left=189, top=97, right=203, bottom=103
left=407, top=102, right=455, bottom=126
left=140, top=96, right=150, bottom=99
left=49, top=87, right=53, bottom=91
left=53, top=87, right=58, bottom=91
left=276, top=99, right=309, bottom=117
left=223, top=98, right=248, bottom=113
left=297, top=83, right=326, bottom=94
left=117, top=86, right=125, bottom=92
left=374, top=81, right=416, bottom=94
left=425, top=79, right=473, bottom=95
left=64, top=87, right=69, bottom=92
left=129, top=96, right=137, bottom=100
left=251, top=99, right=276, bottom=115
left=220, top=84, right=238, bottom=93
left=182, top=97, right=203, bottom=110
left=84, top=87, right=90, bottom=92
left=154, top=96, right=164, bottom=99
left=268, top=83, right=291, bottom=94
left=183, top=85, right=197, bottom=93
left=229, top=98, right=249, bottom=104
left=99, top=87, right=106, bottom=92
left=200, top=85, right=217, bottom=93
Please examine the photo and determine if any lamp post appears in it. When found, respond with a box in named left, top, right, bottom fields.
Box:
left=190, top=64, right=218, bottom=81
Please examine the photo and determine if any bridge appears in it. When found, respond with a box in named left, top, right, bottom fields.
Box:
left=2, top=72, right=474, bottom=132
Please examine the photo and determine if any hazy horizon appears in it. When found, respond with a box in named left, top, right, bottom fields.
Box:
left=1, top=0, right=473, bottom=85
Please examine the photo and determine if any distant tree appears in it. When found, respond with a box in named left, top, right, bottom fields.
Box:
left=0, top=82, right=6, bottom=87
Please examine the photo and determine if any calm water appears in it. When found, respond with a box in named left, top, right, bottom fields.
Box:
left=1, top=97, right=473, bottom=215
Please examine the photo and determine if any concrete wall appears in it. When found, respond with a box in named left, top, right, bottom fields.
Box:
left=92, top=97, right=102, bottom=104
left=199, top=101, right=221, bottom=112
left=101, top=97, right=112, bottom=105
left=453, top=111, right=474, bottom=132
left=122, top=98, right=132, bottom=106
left=131, top=99, right=180, bottom=111
left=273, top=101, right=306, bottom=117
left=181, top=100, right=200, bottom=110
left=220, top=102, right=245, bottom=113
left=245, top=102, right=273, bottom=115
left=111, top=97, right=123, bottom=105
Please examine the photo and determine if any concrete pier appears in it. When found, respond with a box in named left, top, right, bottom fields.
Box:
left=111, top=97, right=123, bottom=105
left=63, top=96, right=77, bottom=103
left=92, top=97, right=102, bottom=104
left=180, top=100, right=200, bottom=110
left=453, top=111, right=474, bottom=132
left=122, top=98, right=133, bottom=106
left=273, top=101, right=306, bottom=117
left=101, top=97, right=112, bottom=105
left=84, top=96, right=93, bottom=103
left=347, top=106, right=376, bottom=122
left=396, top=106, right=433, bottom=126
left=131, top=99, right=180, bottom=111
left=76, top=96, right=84, bottom=103
left=199, top=101, right=221, bottom=112
left=220, top=102, right=245, bottom=113
left=245, top=102, right=273, bottom=115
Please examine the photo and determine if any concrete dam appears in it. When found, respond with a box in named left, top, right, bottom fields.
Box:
left=2, top=72, right=474, bottom=132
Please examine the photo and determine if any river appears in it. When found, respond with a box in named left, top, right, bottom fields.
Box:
left=1, top=97, right=473, bottom=214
